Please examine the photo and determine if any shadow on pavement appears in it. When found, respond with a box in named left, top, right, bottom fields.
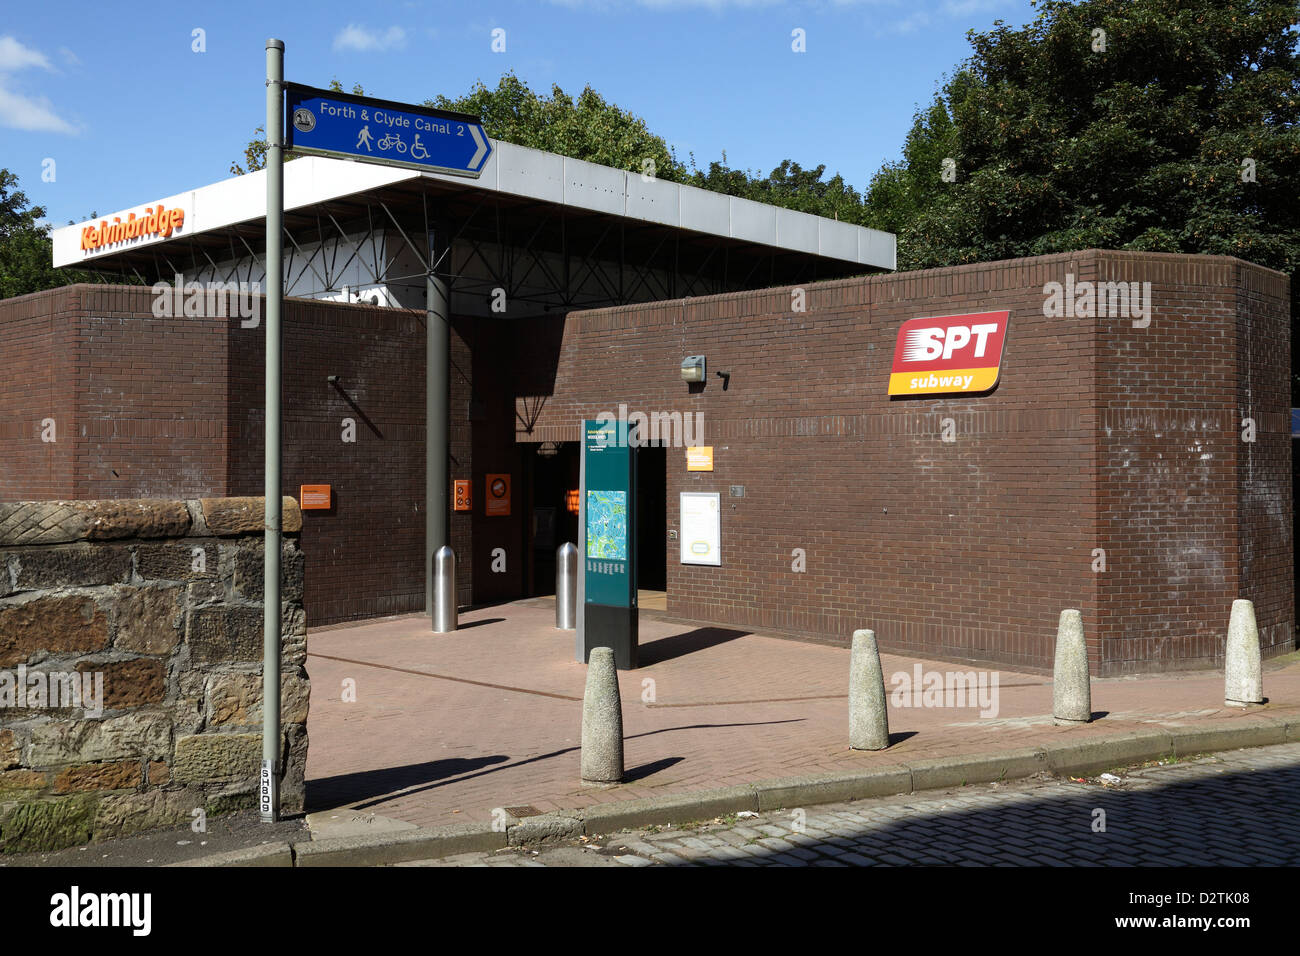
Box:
left=316, top=718, right=805, bottom=812
left=624, top=757, right=686, bottom=782
left=639, top=626, right=752, bottom=665
left=308, top=755, right=509, bottom=811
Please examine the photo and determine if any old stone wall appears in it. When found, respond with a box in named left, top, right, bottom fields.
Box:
left=0, top=496, right=308, bottom=853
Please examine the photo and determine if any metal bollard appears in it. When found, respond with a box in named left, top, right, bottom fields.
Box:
left=556, top=542, right=577, bottom=630
left=432, top=545, right=457, bottom=633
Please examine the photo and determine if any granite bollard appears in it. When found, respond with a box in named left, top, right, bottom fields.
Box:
left=849, top=629, right=890, bottom=750
left=1052, top=609, right=1091, bottom=724
left=580, top=646, right=624, bottom=784
left=1224, top=599, right=1263, bottom=706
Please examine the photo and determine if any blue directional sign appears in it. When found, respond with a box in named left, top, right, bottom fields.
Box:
left=284, top=83, right=492, bottom=179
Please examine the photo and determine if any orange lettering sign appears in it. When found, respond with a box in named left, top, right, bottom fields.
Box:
left=81, top=204, right=186, bottom=253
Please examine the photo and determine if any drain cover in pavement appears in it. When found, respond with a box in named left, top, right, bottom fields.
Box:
left=504, top=806, right=543, bottom=818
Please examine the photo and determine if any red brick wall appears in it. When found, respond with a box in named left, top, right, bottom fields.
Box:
left=521, top=250, right=1292, bottom=674
left=225, top=297, right=435, bottom=625
left=69, top=286, right=229, bottom=500
left=0, top=286, right=451, bottom=628
left=3, top=250, right=1291, bottom=671
left=1234, top=261, right=1294, bottom=668
left=0, top=287, right=80, bottom=500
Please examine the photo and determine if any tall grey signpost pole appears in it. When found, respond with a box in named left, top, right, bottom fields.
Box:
left=261, top=37, right=285, bottom=823
left=426, top=233, right=449, bottom=617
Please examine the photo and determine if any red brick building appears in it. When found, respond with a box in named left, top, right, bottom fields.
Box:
left=0, top=248, right=1291, bottom=675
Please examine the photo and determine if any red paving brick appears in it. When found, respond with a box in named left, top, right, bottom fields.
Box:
left=304, top=602, right=1300, bottom=830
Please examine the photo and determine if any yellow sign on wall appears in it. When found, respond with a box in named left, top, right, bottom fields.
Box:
left=686, top=446, right=714, bottom=472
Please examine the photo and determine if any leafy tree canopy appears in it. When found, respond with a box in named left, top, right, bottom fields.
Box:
left=866, top=0, right=1300, bottom=279
left=0, top=169, right=98, bottom=300
left=230, top=72, right=870, bottom=221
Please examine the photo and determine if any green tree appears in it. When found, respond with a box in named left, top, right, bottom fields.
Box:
left=232, top=71, right=873, bottom=225
left=429, top=72, right=687, bottom=182
left=0, top=169, right=97, bottom=299
left=689, top=154, right=872, bottom=224
left=867, top=0, right=1300, bottom=282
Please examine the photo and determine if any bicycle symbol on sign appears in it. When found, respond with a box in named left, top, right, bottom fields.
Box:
left=377, top=132, right=406, bottom=153
left=410, top=134, right=429, bottom=160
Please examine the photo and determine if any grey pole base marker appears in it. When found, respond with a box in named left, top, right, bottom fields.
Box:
left=581, top=646, right=624, bottom=784
left=1052, top=608, right=1092, bottom=725
left=849, top=629, right=890, bottom=750
left=432, top=545, right=457, bottom=633
left=1224, top=598, right=1264, bottom=706
left=556, top=542, right=577, bottom=630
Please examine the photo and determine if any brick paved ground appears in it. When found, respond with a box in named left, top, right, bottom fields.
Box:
left=304, top=601, right=1300, bottom=831
left=398, top=742, right=1300, bottom=866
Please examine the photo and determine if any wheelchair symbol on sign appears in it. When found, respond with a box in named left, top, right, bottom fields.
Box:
left=410, top=134, right=429, bottom=160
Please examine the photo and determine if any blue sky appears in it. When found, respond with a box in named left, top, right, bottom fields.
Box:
left=0, top=0, right=1038, bottom=226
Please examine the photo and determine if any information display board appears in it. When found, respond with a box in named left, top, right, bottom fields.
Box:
left=679, top=492, right=721, bottom=566
left=581, top=418, right=638, bottom=668
left=583, top=420, right=635, bottom=608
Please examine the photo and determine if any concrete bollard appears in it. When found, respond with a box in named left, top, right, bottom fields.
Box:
left=1052, top=609, right=1091, bottom=724
left=1224, top=599, right=1263, bottom=706
left=849, top=629, right=890, bottom=750
left=580, top=646, right=624, bottom=784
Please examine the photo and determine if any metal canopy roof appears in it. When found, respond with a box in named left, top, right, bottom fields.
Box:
left=52, top=143, right=895, bottom=279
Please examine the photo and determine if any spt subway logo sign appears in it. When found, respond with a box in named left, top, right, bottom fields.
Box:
left=887, top=311, right=1010, bottom=396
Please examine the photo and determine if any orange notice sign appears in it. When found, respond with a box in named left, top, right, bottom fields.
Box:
left=686, top=446, right=714, bottom=472
left=485, top=474, right=511, bottom=516
left=300, top=484, right=331, bottom=510
left=453, top=479, right=472, bottom=512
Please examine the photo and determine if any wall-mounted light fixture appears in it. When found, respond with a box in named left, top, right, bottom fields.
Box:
left=327, top=375, right=340, bottom=385
left=680, top=355, right=706, bottom=383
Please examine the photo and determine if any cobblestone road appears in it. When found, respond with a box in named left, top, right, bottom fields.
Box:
left=396, top=742, right=1300, bottom=867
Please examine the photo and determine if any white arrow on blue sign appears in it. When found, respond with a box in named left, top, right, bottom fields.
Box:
left=284, top=83, right=493, bottom=178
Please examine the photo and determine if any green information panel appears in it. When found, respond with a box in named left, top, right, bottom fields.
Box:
left=583, top=419, right=635, bottom=609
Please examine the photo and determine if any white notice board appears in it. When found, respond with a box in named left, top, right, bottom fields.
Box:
left=679, top=492, right=721, bottom=566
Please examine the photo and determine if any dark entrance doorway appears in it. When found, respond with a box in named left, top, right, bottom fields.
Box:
left=528, top=441, right=579, bottom=597
left=527, top=438, right=665, bottom=601
left=636, top=443, right=667, bottom=596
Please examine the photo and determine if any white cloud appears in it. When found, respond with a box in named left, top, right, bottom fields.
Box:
left=0, top=35, right=53, bottom=72
left=0, top=82, right=77, bottom=133
left=0, top=36, right=77, bottom=132
left=333, top=24, right=408, bottom=52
